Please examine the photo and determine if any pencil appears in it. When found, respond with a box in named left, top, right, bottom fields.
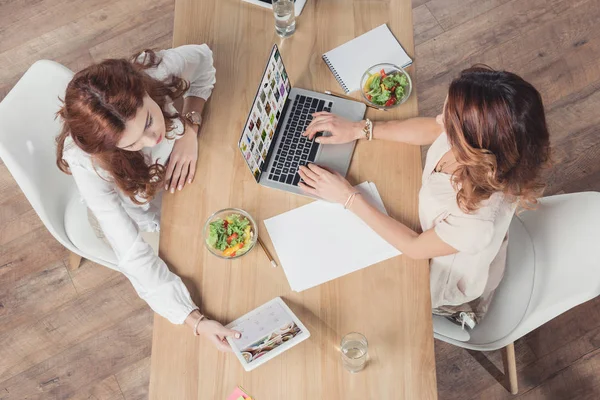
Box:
left=257, top=236, right=278, bottom=268
left=324, top=90, right=386, bottom=111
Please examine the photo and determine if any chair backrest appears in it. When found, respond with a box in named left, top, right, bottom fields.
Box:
left=0, top=60, right=76, bottom=249
left=440, top=192, right=600, bottom=350
left=507, top=192, right=600, bottom=341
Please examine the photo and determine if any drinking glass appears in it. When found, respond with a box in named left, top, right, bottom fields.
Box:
left=341, top=332, right=368, bottom=373
left=273, top=0, right=296, bottom=38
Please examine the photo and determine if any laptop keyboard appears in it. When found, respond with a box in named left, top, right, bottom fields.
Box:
left=268, top=95, right=332, bottom=186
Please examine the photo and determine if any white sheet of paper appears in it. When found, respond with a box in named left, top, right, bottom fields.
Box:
left=264, top=182, right=401, bottom=292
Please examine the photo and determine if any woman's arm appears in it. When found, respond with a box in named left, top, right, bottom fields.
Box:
left=347, top=193, right=457, bottom=259
left=298, top=164, right=457, bottom=260
left=370, top=117, right=443, bottom=145
left=303, top=114, right=443, bottom=146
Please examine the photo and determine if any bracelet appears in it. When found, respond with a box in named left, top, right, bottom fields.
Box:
left=193, top=313, right=206, bottom=336
left=343, top=191, right=360, bottom=209
left=362, top=118, right=373, bottom=141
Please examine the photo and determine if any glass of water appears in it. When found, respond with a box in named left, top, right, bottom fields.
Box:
left=273, top=0, right=296, bottom=38
left=341, top=332, right=368, bottom=373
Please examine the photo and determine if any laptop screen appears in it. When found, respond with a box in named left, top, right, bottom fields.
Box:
left=238, top=45, right=292, bottom=181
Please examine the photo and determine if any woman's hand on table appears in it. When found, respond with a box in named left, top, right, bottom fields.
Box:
left=302, top=112, right=364, bottom=144
left=298, top=164, right=355, bottom=204
left=196, top=319, right=241, bottom=352
left=165, top=125, right=199, bottom=193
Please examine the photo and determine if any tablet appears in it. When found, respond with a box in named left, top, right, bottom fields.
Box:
left=226, top=297, right=310, bottom=371
left=241, top=0, right=308, bottom=16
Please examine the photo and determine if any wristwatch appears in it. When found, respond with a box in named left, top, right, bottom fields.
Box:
left=184, top=111, right=202, bottom=131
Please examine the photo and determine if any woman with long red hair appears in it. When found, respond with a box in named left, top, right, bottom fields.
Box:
left=299, top=66, right=551, bottom=327
left=56, top=45, right=240, bottom=350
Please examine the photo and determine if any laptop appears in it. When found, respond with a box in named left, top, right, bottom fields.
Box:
left=238, top=44, right=366, bottom=196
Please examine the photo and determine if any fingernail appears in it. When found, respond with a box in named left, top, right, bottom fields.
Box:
left=178, top=185, right=182, bottom=191
left=316, top=138, right=321, bottom=143
left=235, top=333, right=241, bottom=339
left=188, top=179, right=192, bottom=184
left=164, top=185, right=168, bottom=190
left=170, top=188, right=174, bottom=194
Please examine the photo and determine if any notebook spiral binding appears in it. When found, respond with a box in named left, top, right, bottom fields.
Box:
left=322, top=55, right=350, bottom=94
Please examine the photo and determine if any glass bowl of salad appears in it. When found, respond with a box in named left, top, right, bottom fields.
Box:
left=203, top=208, right=258, bottom=259
left=360, top=63, right=412, bottom=110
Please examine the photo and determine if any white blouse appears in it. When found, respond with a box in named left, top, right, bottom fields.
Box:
left=419, top=132, right=517, bottom=309
left=61, top=45, right=216, bottom=324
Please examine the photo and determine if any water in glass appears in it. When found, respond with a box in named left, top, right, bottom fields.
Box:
left=341, top=333, right=368, bottom=373
left=273, top=0, right=296, bottom=38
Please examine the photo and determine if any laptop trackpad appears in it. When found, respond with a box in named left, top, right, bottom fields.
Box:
left=314, top=139, right=355, bottom=177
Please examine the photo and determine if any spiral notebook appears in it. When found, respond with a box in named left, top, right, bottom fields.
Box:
left=322, top=24, right=413, bottom=94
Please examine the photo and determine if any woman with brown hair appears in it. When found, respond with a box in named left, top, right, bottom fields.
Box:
left=298, top=66, right=551, bottom=326
left=56, top=45, right=240, bottom=350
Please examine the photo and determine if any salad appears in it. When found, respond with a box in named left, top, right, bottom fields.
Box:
left=207, top=214, right=254, bottom=257
left=363, top=69, right=410, bottom=107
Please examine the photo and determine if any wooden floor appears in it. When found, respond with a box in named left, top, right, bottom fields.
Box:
left=1, top=0, right=599, bottom=399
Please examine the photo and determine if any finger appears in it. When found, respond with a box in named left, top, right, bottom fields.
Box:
left=298, top=182, right=318, bottom=196
left=218, top=326, right=242, bottom=339
left=169, top=162, right=184, bottom=193
left=216, top=338, right=233, bottom=352
left=303, top=118, right=332, bottom=139
left=176, top=162, right=190, bottom=191
left=299, top=165, right=319, bottom=182
left=164, top=158, right=177, bottom=190
left=314, top=134, right=337, bottom=144
left=312, top=111, right=332, bottom=117
left=298, top=168, right=317, bottom=187
left=208, top=334, right=231, bottom=352
left=187, top=159, right=197, bottom=184
left=307, top=163, right=326, bottom=176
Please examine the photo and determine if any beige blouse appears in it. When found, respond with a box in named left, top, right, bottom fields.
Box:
left=419, top=132, right=516, bottom=309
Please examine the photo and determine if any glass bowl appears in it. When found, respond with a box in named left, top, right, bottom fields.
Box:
left=360, top=63, right=412, bottom=110
left=203, top=208, right=258, bottom=259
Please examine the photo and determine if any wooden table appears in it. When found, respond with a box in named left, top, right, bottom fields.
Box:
left=150, top=0, right=437, bottom=399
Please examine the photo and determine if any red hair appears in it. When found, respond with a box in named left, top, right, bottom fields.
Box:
left=56, top=50, right=189, bottom=203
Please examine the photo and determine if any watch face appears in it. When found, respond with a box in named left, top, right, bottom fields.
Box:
left=187, top=112, right=201, bottom=124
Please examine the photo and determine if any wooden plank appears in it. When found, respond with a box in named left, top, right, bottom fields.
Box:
left=413, top=4, right=444, bottom=46
left=425, top=0, right=511, bottom=31
left=0, top=0, right=173, bottom=99
left=0, top=261, right=77, bottom=333
left=115, top=357, right=151, bottom=400
left=67, top=260, right=124, bottom=295
left=434, top=339, right=537, bottom=400
left=0, top=0, right=123, bottom=54
left=415, top=0, right=599, bottom=117
left=473, top=301, right=600, bottom=399
left=68, top=375, right=125, bottom=400
left=89, top=9, right=174, bottom=62
left=0, top=277, right=147, bottom=381
left=0, top=209, right=44, bottom=247
left=0, top=226, right=68, bottom=284
left=416, top=0, right=565, bottom=84
left=0, top=310, right=152, bottom=400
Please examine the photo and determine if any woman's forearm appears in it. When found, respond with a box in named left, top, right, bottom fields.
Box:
left=370, top=117, right=443, bottom=145
left=347, top=194, right=422, bottom=257
left=347, top=194, right=458, bottom=260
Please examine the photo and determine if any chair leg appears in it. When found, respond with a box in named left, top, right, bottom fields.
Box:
left=68, top=251, right=83, bottom=270
left=502, top=342, right=518, bottom=394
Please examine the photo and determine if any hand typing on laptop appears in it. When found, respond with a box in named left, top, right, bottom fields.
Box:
left=302, top=112, right=366, bottom=144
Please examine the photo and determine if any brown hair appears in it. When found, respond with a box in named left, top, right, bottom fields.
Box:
left=444, top=65, right=551, bottom=213
left=56, top=50, right=189, bottom=204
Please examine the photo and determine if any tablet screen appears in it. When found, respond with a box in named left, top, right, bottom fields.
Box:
left=230, top=300, right=303, bottom=364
